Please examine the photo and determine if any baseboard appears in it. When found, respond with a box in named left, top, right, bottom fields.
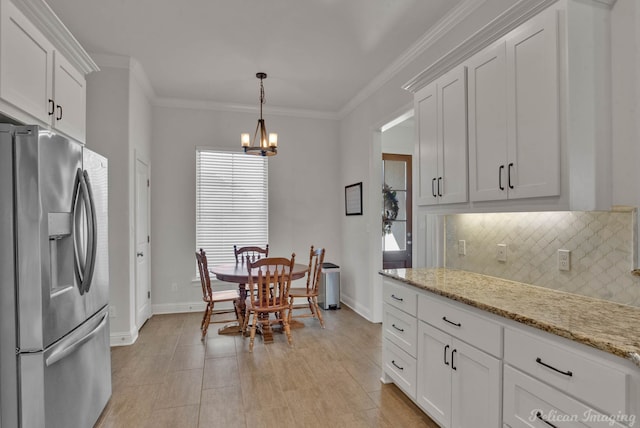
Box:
left=151, top=302, right=207, bottom=315
left=339, top=295, right=372, bottom=321
left=110, top=328, right=138, bottom=347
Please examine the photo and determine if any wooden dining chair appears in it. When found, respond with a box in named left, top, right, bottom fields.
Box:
left=195, top=249, right=241, bottom=341
left=242, top=254, right=296, bottom=352
left=234, top=244, right=269, bottom=264
left=234, top=244, right=269, bottom=302
left=288, top=246, right=326, bottom=328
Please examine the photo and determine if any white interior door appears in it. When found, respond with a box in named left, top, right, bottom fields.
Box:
left=135, top=158, right=151, bottom=329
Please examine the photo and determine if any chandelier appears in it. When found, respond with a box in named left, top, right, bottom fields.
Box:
left=241, top=72, right=277, bottom=156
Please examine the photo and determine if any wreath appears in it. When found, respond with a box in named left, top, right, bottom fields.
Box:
left=382, top=183, right=399, bottom=234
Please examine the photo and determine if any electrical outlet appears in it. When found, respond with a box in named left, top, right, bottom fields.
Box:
left=497, top=244, right=507, bottom=262
left=109, top=306, right=117, bottom=318
left=558, top=249, right=571, bottom=271
left=171, top=282, right=178, bottom=292
left=458, top=240, right=466, bottom=256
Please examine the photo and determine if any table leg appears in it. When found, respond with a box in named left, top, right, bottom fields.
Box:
left=258, top=313, right=274, bottom=343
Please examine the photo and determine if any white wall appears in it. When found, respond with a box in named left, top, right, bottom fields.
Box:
left=85, top=56, right=153, bottom=344
left=85, top=66, right=131, bottom=338
left=149, top=106, right=341, bottom=313
left=381, top=120, right=413, bottom=155
left=611, top=0, right=640, bottom=210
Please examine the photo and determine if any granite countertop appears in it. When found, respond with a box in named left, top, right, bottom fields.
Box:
left=379, top=268, right=640, bottom=369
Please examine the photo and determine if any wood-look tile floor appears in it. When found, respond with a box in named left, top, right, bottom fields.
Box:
left=95, top=306, right=439, bottom=428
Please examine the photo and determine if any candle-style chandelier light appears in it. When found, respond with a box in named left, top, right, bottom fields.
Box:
left=241, top=72, right=277, bottom=156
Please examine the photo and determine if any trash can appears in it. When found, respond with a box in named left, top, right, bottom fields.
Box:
left=318, top=263, right=340, bottom=310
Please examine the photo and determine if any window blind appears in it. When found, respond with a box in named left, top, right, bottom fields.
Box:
left=196, top=149, right=268, bottom=266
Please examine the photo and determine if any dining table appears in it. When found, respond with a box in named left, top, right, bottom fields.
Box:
left=209, top=261, right=308, bottom=343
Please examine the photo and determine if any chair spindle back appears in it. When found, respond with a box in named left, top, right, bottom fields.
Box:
left=306, top=246, right=325, bottom=294
left=247, top=255, right=295, bottom=310
left=234, top=245, right=269, bottom=264
left=195, top=248, right=212, bottom=300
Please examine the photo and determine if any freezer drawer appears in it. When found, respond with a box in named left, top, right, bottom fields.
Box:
left=18, top=306, right=112, bottom=428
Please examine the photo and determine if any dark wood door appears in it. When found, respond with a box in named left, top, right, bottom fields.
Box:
left=382, top=153, right=412, bottom=269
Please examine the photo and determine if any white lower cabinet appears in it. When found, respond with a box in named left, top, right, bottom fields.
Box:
left=382, top=280, right=419, bottom=400
left=504, top=365, right=627, bottom=428
left=380, top=277, right=639, bottom=428
left=504, top=328, right=628, bottom=418
left=416, top=320, right=502, bottom=428
left=383, top=338, right=418, bottom=400
left=383, top=303, right=418, bottom=358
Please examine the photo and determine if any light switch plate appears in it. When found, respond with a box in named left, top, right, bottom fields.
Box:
left=458, top=240, right=466, bottom=256
left=497, top=244, right=507, bottom=262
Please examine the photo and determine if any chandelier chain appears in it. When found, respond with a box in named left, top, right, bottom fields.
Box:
left=259, top=78, right=265, bottom=118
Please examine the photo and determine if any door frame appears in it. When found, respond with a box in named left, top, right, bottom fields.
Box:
left=134, top=155, right=151, bottom=329
left=382, top=152, right=413, bottom=269
left=369, top=106, right=414, bottom=323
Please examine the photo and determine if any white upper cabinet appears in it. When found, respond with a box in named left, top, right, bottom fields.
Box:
left=0, top=0, right=54, bottom=124
left=416, top=82, right=438, bottom=204
left=0, top=0, right=96, bottom=143
left=468, top=8, right=560, bottom=202
left=467, top=41, right=508, bottom=202
left=505, top=8, right=560, bottom=200
left=408, top=0, right=614, bottom=212
left=416, top=65, right=468, bottom=206
left=52, top=51, right=86, bottom=140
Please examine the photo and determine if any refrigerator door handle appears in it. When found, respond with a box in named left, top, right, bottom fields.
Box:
left=82, top=170, right=98, bottom=294
left=72, top=168, right=95, bottom=294
left=44, top=310, right=108, bottom=367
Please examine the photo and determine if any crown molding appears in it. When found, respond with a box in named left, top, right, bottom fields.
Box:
left=339, top=0, right=486, bottom=118
left=90, top=54, right=156, bottom=101
left=402, top=0, right=562, bottom=93
left=12, top=0, right=99, bottom=74
left=91, top=54, right=337, bottom=119
left=89, top=53, right=131, bottom=70
left=592, top=0, right=617, bottom=6
left=130, top=59, right=155, bottom=101
left=153, top=97, right=340, bottom=120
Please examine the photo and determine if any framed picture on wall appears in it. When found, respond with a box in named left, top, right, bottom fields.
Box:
left=345, top=182, right=363, bottom=216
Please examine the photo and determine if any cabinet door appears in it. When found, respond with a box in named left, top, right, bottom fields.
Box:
left=505, top=8, right=560, bottom=199
left=415, top=83, right=439, bottom=205
left=451, top=339, right=502, bottom=428
left=0, top=0, right=53, bottom=124
left=417, top=321, right=451, bottom=428
left=437, top=66, right=468, bottom=205
left=52, top=52, right=86, bottom=142
left=467, top=41, right=509, bottom=202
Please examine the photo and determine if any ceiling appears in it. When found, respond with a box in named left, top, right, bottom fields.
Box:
left=46, top=0, right=463, bottom=115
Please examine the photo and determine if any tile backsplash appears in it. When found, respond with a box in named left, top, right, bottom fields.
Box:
left=445, top=211, right=640, bottom=308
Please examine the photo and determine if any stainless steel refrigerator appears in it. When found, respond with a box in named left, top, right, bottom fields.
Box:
left=0, top=124, right=111, bottom=427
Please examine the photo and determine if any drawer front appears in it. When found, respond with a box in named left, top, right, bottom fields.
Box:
left=418, top=294, right=502, bottom=357
left=383, top=339, right=417, bottom=400
left=383, top=304, right=417, bottom=358
left=504, top=328, right=628, bottom=417
left=383, top=279, right=417, bottom=316
left=504, top=365, right=628, bottom=428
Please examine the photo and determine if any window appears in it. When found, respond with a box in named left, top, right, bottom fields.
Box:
left=196, top=149, right=268, bottom=266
